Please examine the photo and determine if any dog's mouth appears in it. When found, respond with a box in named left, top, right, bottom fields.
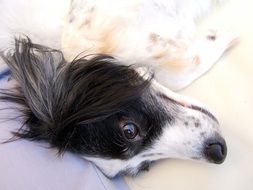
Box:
left=149, top=80, right=227, bottom=162
left=157, top=92, right=219, bottom=123
left=187, top=104, right=218, bottom=124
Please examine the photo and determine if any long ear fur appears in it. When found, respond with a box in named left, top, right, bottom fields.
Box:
left=0, top=38, right=63, bottom=141
left=1, top=38, right=60, bottom=122
left=0, top=38, right=152, bottom=154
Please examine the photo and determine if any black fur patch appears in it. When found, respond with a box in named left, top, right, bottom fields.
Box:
left=0, top=38, right=172, bottom=160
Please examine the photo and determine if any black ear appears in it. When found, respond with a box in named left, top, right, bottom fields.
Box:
left=0, top=37, right=153, bottom=155
left=0, top=38, right=66, bottom=141
left=1, top=38, right=62, bottom=120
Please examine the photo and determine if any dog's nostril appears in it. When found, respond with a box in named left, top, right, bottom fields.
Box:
left=204, top=137, right=227, bottom=164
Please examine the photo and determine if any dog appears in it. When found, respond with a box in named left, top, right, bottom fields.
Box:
left=0, top=0, right=235, bottom=178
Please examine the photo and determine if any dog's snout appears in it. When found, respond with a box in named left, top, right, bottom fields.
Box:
left=204, top=136, right=227, bottom=164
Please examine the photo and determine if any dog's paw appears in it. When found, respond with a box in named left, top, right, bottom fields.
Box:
left=165, top=30, right=239, bottom=91
left=189, top=29, right=238, bottom=69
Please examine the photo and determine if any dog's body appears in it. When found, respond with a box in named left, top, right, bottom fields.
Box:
left=0, top=0, right=233, bottom=177
left=0, top=0, right=235, bottom=90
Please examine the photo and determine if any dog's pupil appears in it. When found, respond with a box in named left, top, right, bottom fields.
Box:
left=123, top=123, right=137, bottom=139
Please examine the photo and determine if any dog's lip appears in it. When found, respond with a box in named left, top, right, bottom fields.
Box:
left=187, top=104, right=218, bottom=123
left=157, top=93, right=218, bottom=123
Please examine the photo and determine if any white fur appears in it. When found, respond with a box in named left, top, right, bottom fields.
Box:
left=0, top=0, right=69, bottom=50
left=0, top=0, right=235, bottom=90
left=62, top=0, right=235, bottom=90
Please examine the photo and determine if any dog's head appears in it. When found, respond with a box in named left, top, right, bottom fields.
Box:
left=0, top=38, right=227, bottom=177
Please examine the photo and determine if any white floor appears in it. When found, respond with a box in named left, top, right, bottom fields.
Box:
left=125, top=0, right=253, bottom=189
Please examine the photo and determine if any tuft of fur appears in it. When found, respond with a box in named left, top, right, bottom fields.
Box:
left=0, top=38, right=152, bottom=154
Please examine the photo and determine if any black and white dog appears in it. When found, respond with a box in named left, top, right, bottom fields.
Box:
left=0, top=0, right=235, bottom=177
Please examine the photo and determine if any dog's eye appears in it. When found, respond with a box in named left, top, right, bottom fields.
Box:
left=123, top=123, right=139, bottom=139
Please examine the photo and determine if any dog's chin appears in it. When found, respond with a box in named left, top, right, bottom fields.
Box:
left=118, top=161, right=153, bottom=177
left=94, top=161, right=153, bottom=178
left=85, top=144, right=227, bottom=178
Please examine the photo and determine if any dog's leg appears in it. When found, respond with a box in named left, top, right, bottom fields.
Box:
left=155, top=30, right=237, bottom=91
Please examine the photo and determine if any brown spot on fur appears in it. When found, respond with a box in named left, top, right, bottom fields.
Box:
left=193, top=56, right=200, bottom=65
left=149, top=33, right=160, bottom=43
left=207, top=35, right=216, bottom=41
left=79, top=16, right=92, bottom=29
left=167, top=39, right=181, bottom=48
left=82, top=18, right=92, bottom=27
left=69, top=16, right=74, bottom=23
left=160, top=57, right=188, bottom=73
left=79, top=7, right=95, bottom=28
left=152, top=51, right=167, bottom=60
left=98, top=26, right=118, bottom=54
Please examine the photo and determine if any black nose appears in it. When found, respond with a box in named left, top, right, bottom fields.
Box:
left=204, top=136, right=227, bottom=164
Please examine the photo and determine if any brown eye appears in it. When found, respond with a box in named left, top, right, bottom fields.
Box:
left=123, top=123, right=139, bottom=139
